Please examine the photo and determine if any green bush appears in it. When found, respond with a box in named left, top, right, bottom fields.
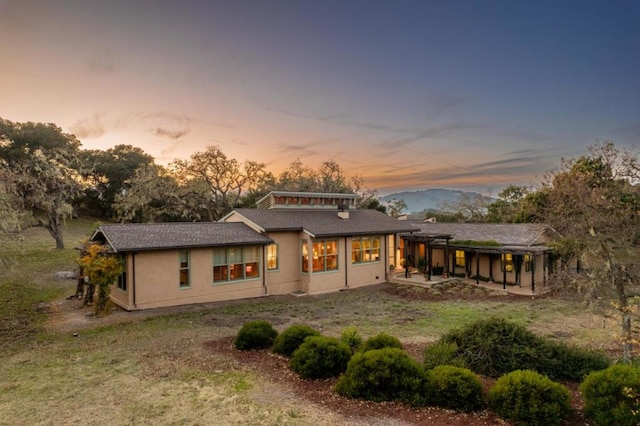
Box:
left=580, top=364, right=640, bottom=426
left=441, top=317, right=608, bottom=379
left=233, top=320, right=278, bottom=350
left=290, top=336, right=351, bottom=379
left=541, top=341, right=609, bottom=381
left=271, top=325, right=321, bottom=357
left=423, top=341, right=466, bottom=370
left=340, top=325, right=363, bottom=354
left=335, top=347, right=424, bottom=406
left=487, top=370, right=572, bottom=426
left=359, top=332, right=402, bottom=352
left=424, top=365, right=484, bottom=412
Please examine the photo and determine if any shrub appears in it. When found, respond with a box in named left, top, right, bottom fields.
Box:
left=487, top=370, right=572, bottom=426
left=335, top=347, right=424, bottom=406
left=340, top=325, right=363, bottom=354
left=423, top=341, right=466, bottom=370
left=540, top=341, right=609, bottom=381
left=580, top=364, right=640, bottom=426
left=360, top=332, right=402, bottom=352
left=441, top=317, right=608, bottom=379
left=233, top=320, right=278, bottom=350
left=290, top=336, right=351, bottom=379
left=424, top=365, right=484, bottom=412
left=271, top=325, right=321, bottom=357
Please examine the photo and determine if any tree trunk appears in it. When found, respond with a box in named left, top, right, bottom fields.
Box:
left=83, top=283, right=95, bottom=307
left=45, top=212, right=65, bottom=249
left=615, top=272, right=633, bottom=362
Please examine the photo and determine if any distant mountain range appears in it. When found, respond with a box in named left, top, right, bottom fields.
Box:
left=379, top=189, right=493, bottom=213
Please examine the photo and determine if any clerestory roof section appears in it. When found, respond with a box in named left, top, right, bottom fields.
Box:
left=91, top=222, right=274, bottom=253
left=228, top=208, right=417, bottom=238
left=404, top=222, right=557, bottom=247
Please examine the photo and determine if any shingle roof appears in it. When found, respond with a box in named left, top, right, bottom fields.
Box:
left=230, top=209, right=417, bottom=237
left=92, top=222, right=274, bottom=253
left=405, top=222, right=556, bottom=246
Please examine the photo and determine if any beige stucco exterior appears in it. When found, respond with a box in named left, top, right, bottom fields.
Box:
left=110, top=232, right=392, bottom=310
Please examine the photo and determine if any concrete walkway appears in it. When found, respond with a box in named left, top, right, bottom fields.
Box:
left=388, top=270, right=547, bottom=296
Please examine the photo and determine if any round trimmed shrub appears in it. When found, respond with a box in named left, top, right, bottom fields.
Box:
left=359, top=332, right=402, bottom=352
left=487, top=370, right=572, bottom=425
left=424, top=365, right=484, bottom=412
left=335, top=347, right=424, bottom=406
left=580, top=364, right=640, bottom=426
left=423, top=341, right=466, bottom=370
left=290, top=336, right=351, bottom=379
left=233, top=320, right=278, bottom=350
left=271, top=325, right=321, bottom=357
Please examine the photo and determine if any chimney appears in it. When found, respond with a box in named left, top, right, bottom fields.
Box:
left=337, top=203, right=349, bottom=219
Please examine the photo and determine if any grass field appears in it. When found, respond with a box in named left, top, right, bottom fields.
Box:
left=0, top=219, right=627, bottom=425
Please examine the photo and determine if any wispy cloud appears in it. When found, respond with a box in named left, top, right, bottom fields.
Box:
left=70, top=114, right=105, bottom=139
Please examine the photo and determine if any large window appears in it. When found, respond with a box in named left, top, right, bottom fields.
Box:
left=455, top=250, right=465, bottom=267
left=352, top=236, right=381, bottom=264
left=267, top=244, right=278, bottom=270
left=502, top=253, right=514, bottom=272
left=213, top=246, right=260, bottom=284
left=179, top=250, right=190, bottom=287
left=302, top=239, right=338, bottom=272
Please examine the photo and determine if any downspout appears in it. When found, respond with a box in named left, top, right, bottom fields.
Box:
left=344, top=236, right=349, bottom=289
left=263, top=245, right=268, bottom=295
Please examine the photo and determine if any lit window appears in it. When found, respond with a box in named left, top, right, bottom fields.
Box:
left=455, top=250, right=465, bottom=267
left=267, top=244, right=278, bottom=270
left=179, top=250, right=190, bottom=287
left=524, top=254, right=532, bottom=272
left=213, top=246, right=261, bottom=284
left=303, top=239, right=338, bottom=272
left=502, top=253, right=513, bottom=272
left=352, top=236, right=381, bottom=264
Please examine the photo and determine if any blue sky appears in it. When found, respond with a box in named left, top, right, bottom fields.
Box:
left=0, top=0, right=638, bottom=194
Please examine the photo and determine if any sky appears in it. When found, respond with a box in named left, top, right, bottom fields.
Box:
left=1, top=0, right=638, bottom=195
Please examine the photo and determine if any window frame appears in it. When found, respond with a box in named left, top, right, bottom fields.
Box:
left=455, top=250, right=466, bottom=267
left=212, top=246, right=262, bottom=284
left=352, top=236, right=381, bottom=264
left=302, top=239, right=339, bottom=273
left=501, top=253, right=514, bottom=272
left=267, top=243, right=279, bottom=270
left=117, top=255, right=127, bottom=291
left=524, top=254, right=533, bottom=272
left=179, top=250, right=190, bottom=288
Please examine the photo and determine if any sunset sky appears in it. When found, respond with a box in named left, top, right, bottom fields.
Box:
left=1, top=0, right=638, bottom=195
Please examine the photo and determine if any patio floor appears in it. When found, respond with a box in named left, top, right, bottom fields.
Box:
left=388, top=270, right=547, bottom=296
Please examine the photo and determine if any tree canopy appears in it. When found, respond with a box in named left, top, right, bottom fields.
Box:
left=0, top=119, right=82, bottom=248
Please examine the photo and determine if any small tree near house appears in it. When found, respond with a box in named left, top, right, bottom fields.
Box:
left=77, top=244, right=124, bottom=314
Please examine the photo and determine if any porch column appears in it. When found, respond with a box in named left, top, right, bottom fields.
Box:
left=502, top=253, right=507, bottom=290
left=531, top=253, right=536, bottom=293
left=475, top=250, right=480, bottom=284
left=489, top=255, right=494, bottom=282
left=445, top=240, right=450, bottom=277
left=427, top=240, right=433, bottom=280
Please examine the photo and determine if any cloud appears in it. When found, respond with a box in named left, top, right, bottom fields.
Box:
left=70, top=114, right=105, bottom=139
left=154, top=127, right=188, bottom=140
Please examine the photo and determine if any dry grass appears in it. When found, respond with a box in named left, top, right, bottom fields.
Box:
left=0, top=220, right=631, bottom=425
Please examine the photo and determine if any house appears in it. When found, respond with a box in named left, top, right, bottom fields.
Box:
left=91, top=191, right=416, bottom=310
left=400, top=221, right=558, bottom=292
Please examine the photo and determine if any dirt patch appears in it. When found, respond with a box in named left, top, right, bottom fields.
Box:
left=384, top=280, right=539, bottom=302
left=205, top=337, right=590, bottom=426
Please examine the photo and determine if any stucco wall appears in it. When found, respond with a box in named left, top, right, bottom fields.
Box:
left=110, top=247, right=267, bottom=310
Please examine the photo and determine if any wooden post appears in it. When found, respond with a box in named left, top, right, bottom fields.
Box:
left=475, top=250, right=480, bottom=284
left=531, top=253, right=536, bottom=293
